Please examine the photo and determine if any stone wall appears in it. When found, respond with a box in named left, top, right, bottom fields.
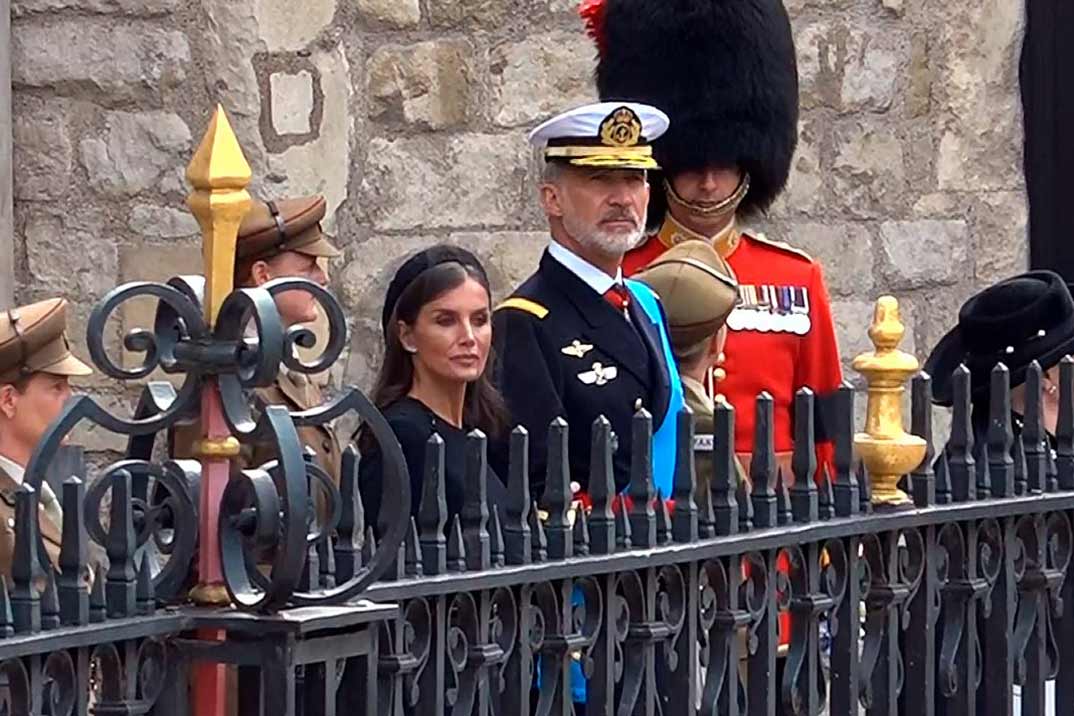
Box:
left=8, top=0, right=1027, bottom=452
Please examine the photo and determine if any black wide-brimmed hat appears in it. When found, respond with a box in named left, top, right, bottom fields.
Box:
left=925, top=270, right=1074, bottom=406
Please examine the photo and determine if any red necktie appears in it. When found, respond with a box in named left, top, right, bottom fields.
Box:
left=603, top=284, right=630, bottom=313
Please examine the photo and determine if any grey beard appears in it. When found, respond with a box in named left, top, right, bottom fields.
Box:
left=564, top=212, right=647, bottom=259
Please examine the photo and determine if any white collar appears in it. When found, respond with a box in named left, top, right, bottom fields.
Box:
left=0, top=454, right=24, bottom=483
left=548, top=241, right=623, bottom=296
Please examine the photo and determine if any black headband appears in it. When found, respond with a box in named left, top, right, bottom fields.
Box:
left=381, top=245, right=489, bottom=339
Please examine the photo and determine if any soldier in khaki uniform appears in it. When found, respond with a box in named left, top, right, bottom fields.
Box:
left=633, top=240, right=743, bottom=491
left=0, top=298, right=92, bottom=578
left=172, top=195, right=344, bottom=484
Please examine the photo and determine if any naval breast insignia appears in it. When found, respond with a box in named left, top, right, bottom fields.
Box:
left=561, top=339, right=595, bottom=358
left=578, top=362, right=618, bottom=386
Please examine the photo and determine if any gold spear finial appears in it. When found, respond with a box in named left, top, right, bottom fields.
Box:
left=852, top=296, right=927, bottom=508
left=186, top=105, right=252, bottom=326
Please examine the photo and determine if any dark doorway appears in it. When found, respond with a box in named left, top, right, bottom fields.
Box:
left=1023, top=0, right=1074, bottom=279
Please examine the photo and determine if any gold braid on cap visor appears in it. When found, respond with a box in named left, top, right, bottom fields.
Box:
left=664, top=172, right=751, bottom=218
left=544, top=145, right=659, bottom=170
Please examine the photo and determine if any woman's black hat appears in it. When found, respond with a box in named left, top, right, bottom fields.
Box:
left=381, top=245, right=489, bottom=338
left=925, top=270, right=1074, bottom=406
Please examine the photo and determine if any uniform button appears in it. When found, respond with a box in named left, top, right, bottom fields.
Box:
left=634, top=398, right=643, bottom=411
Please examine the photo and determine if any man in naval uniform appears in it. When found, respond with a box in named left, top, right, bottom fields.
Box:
left=0, top=298, right=93, bottom=578
left=584, top=0, right=843, bottom=483
left=493, top=102, right=684, bottom=500
left=172, top=195, right=344, bottom=485
left=633, top=240, right=745, bottom=493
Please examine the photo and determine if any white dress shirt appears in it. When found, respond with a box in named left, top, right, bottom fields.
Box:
left=547, top=240, right=624, bottom=296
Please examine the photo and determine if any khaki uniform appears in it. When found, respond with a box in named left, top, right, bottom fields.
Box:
left=245, top=372, right=343, bottom=482
left=0, top=464, right=63, bottom=579
left=172, top=194, right=345, bottom=485
left=633, top=240, right=741, bottom=491
left=0, top=298, right=93, bottom=580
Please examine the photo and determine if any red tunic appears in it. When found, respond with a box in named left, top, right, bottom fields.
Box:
left=626, top=217, right=843, bottom=648
left=624, top=217, right=842, bottom=480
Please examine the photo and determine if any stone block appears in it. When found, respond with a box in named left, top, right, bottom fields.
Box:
left=24, top=212, right=118, bottom=301
left=270, top=71, right=315, bottom=136
left=254, top=0, right=336, bottom=52
left=907, top=34, right=932, bottom=118
left=13, top=20, right=190, bottom=98
left=878, top=220, right=969, bottom=290
left=13, top=0, right=177, bottom=15
left=359, top=133, right=529, bottom=231
left=262, top=44, right=353, bottom=224
left=488, top=32, right=594, bottom=128
left=880, top=0, right=904, bottom=14
left=831, top=121, right=906, bottom=219
left=368, top=40, right=472, bottom=130
left=934, top=0, right=1025, bottom=191
left=970, top=191, right=1029, bottom=283
left=119, top=242, right=202, bottom=378
left=795, top=22, right=837, bottom=110
left=840, top=26, right=901, bottom=113
left=769, top=118, right=823, bottom=216
left=785, top=223, right=875, bottom=298
left=12, top=97, right=72, bottom=201
left=80, top=111, right=192, bottom=196
left=427, top=0, right=507, bottom=28
left=128, top=205, right=200, bottom=240
left=356, top=0, right=421, bottom=27
left=833, top=298, right=917, bottom=377
left=69, top=393, right=135, bottom=454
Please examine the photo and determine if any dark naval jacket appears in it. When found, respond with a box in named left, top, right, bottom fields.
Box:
left=492, top=249, right=678, bottom=498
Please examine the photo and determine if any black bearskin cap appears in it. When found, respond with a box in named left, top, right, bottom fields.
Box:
left=594, top=0, right=799, bottom=220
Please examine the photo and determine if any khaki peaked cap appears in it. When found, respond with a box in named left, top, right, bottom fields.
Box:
left=0, top=298, right=91, bottom=383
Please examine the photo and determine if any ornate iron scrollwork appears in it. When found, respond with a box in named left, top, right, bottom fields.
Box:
left=22, top=270, right=408, bottom=612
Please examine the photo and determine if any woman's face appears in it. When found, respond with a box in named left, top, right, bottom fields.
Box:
left=399, top=276, right=492, bottom=385
left=1012, top=364, right=1062, bottom=434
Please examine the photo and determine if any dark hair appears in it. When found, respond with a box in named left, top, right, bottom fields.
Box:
left=358, top=261, right=508, bottom=452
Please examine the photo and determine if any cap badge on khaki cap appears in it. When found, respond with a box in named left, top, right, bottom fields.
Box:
left=0, top=298, right=92, bottom=384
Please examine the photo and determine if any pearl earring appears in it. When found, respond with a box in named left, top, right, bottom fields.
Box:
left=404, top=344, right=418, bottom=354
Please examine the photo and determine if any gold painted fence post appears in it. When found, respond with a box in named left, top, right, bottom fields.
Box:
left=852, top=296, right=927, bottom=508
left=186, top=105, right=253, bottom=326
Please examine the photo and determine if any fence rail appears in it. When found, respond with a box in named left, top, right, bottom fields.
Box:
left=2, top=344, right=1074, bottom=715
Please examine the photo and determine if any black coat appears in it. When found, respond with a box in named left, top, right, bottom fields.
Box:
left=358, top=397, right=507, bottom=534
left=492, top=249, right=673, bottom=498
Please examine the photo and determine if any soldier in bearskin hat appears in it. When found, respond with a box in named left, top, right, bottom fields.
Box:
left=581, top=0, right=843, bottom=482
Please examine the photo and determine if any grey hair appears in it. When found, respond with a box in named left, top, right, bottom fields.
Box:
left=541, top=159, right=566, bottom=185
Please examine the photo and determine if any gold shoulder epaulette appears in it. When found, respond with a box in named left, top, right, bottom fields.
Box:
left=745, top=231, right=813, bottom=262
left=496, top=297, right=549, bottom=319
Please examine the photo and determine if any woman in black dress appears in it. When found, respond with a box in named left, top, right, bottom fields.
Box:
left=358, top=245, right=509, bottom=532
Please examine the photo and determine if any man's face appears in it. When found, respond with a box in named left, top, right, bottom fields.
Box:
left=543, top=165, right=650, bottom=258
left=253, top=250, right=328, bottom=325
left=0, top=373, right=72, bottom=451
left=669, top=167, right=743, bottom=207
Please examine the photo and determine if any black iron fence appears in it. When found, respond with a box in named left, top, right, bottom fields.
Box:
left=3, top=351, right=1074, bottom=715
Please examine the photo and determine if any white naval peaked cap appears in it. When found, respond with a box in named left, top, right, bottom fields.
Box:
left=528, top=102, right=670, bottom=171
